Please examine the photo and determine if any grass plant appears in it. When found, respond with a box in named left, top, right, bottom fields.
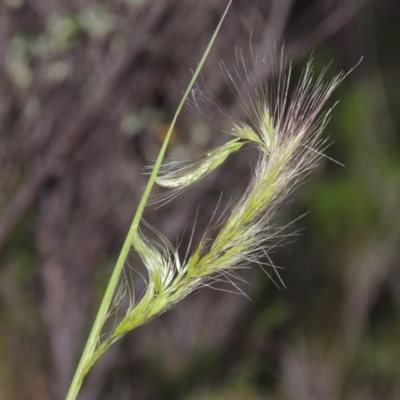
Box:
left=65, top=2, right=349, bottom=398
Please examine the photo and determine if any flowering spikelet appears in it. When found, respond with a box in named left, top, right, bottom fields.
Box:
left=155, top=138, right=244, bottom=193
left=89, top=55, right=349, bottom=367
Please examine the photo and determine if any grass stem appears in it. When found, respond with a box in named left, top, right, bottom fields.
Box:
left=65, top=2, right=232, bottom=399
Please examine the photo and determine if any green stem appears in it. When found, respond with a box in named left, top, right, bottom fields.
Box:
left=65, top=2, right=231, bottom=399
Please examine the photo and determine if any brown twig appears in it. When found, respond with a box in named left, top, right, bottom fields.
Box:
left=251, top=0, right=295, bottom=83
left=286, top=0, right=369, bottom=61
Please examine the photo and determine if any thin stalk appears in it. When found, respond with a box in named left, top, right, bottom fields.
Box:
left=65, top=2, right=232, bottom=400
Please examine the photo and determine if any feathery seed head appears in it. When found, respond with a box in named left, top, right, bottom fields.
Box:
left=181, top=56, right=349, bottom=280
left=232, top=122, right=260, bottom=143
left=156, top=138, right=244, bottom=190
left=259, top=107, right=275, bottom=152
left=94, top=53, right=351, bottom=364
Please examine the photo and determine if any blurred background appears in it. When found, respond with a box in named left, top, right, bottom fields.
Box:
left=0, top=0, right=399, bottom=399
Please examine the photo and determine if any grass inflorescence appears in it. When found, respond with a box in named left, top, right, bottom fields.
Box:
left=90, top=54, right=348, bottom=371
left=66, top=5, right=350, bottom=396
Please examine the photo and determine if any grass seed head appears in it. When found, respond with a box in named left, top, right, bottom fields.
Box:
left=97, top=52, right=349, bottom=362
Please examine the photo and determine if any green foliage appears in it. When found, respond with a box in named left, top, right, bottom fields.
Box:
left=309, top=177, right=379, bottom=241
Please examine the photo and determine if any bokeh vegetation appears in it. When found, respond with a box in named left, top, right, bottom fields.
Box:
left=0, top=0, right=399, bottom=399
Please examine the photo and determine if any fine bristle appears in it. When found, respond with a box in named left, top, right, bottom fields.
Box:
left=90, top=52, right=348, bottom=369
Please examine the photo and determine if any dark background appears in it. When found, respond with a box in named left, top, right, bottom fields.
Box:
left=0, top=0, right=399, bottom=399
